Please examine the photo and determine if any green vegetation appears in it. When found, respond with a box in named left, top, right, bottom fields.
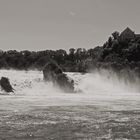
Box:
left=92, top=27, right=140, bottom=77
left=0, top=27, right=140, bottom=73
left=0, top=48, right=91, bottom=72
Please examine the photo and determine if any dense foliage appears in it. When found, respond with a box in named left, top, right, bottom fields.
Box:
left=94, top=30, right=140, bottom=72
left=1, top=28, right=140, bottom=73
left=0, top=48, right=95, bottom=72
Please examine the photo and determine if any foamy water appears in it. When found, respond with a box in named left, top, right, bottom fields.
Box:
left=0, top=69, right=140, bottom=111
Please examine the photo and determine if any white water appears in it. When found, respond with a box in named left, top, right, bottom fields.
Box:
left=0, top=69, right=140, bottom=111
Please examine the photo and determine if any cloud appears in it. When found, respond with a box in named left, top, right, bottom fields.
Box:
left=69, top=11, right=76, bottom=16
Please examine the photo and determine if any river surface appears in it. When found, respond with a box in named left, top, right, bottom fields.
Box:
left=0, top=70, right=140, bottom=139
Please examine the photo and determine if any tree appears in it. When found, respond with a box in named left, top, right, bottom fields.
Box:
left=112, top=31, right=119, bottom=40
left=69, top=48, right=75, bottom=54
left=55, top=49, right=67, bottom=64
left=75, top=48, right=82, bottom=62
left=68, top=48, right=75, bottom=62
left=108, top=37, right=113, bottom=47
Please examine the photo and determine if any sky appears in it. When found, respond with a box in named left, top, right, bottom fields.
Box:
left=0, top=0, right=140, bottom=51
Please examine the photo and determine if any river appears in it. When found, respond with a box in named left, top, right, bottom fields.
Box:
left=0, top=70, right=140, bottom=139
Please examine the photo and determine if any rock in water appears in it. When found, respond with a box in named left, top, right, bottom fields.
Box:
left=43, top=61, right=63, bottom=81
left=0, top=77, right=14, bottom=92
left=43, top=61, right=74, bottom=92
left=56, top=73, right=74, bottom=92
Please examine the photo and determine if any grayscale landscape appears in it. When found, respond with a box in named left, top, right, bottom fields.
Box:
left=0, top=70, right=140, bottom=139
left=0, top=0, right=140, bottom=140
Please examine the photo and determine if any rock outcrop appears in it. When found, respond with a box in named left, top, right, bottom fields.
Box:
left=0, top=77, right=14, bottom=93
left=43, top=61, right=74, bottom=92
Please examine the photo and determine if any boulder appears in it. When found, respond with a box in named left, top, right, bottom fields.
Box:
left=56, top=73, right=74, bottom=92
left=0, top=77, right=14, bottom=93
left=43, top=61, right=63, bottom=81
left=43, top=61, right=74, bottom=92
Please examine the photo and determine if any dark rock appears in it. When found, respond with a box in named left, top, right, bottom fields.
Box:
left=43, top=61, right=63, bottom=81
left=43, top=61, right=74, bottom=92
left=56, top=73, right=74, bottom=92
left=0, top=77, right=14, bottom=92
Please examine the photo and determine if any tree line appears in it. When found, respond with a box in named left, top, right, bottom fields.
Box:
left=0, top=48, right=96, bottom=72
left=1, top=29, right=140, bottom=73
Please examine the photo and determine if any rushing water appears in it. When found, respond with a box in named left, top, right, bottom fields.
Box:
left=0, top=69, right=140, bottom=111
left=1, top=70, right=140, bottom=139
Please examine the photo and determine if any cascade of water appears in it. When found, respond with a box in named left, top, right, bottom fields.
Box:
left=0, top=69, right=140, bottom=96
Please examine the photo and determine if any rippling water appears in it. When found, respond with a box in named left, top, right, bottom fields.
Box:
left=0, top=69, right=140, bottom=111
left=0, top=70, right=140, bottom=139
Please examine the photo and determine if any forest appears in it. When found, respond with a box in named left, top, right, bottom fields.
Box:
left=0, top=28, right=140, bottom=74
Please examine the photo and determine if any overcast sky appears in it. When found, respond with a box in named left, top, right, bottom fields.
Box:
left=0, top=0, right=140, bottom=51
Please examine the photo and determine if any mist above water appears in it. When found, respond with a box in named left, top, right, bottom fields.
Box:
left=0, top=70, right=63, bottom=96
left=0, top=69, right=140, bottom=111
left=74, top=69, right=140, bottom=94
left=0, top=69, right=139, bottom=96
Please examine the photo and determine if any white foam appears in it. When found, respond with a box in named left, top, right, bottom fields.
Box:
left=0, top=69, right=140, bottom=111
